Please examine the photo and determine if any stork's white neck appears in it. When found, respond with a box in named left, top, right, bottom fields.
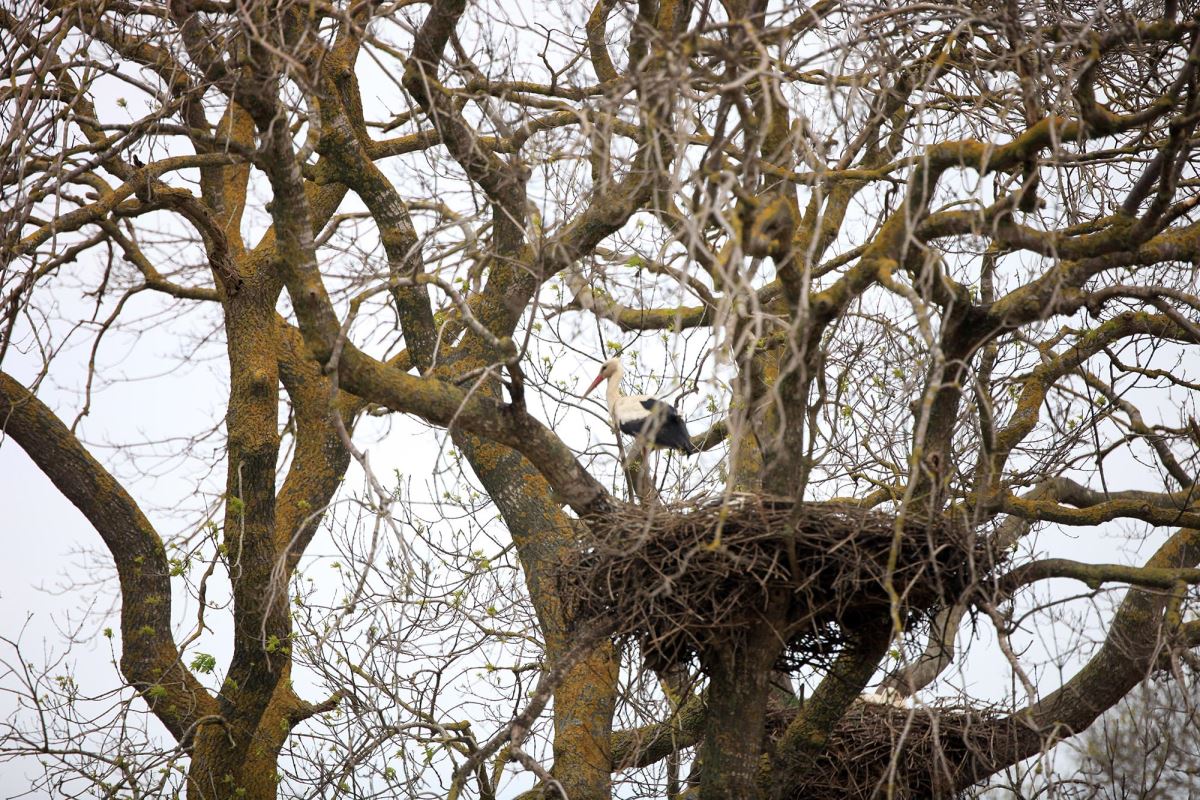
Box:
left=605, top=361, right=624, bottom=416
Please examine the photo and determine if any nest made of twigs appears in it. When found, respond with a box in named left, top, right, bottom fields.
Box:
left=562, top=495, right=985, bottom=668
left=768, top=701, right=1022, bottom=799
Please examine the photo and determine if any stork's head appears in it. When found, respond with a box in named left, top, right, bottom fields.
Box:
left=584, top=357, right=621, bottom=396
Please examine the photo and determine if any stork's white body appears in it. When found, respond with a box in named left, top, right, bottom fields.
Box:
left=859, top=688, right=908, bottom=708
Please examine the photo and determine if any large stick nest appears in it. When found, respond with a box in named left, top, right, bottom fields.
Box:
left=768, top=702, right=1026, bottom=799
left=563, top=495, right=988, bottom=669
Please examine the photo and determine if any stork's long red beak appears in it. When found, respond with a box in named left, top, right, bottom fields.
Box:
left=584, top=372, right=605, bottom=396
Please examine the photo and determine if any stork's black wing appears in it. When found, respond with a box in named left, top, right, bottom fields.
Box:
left=637, top=399, right=698, bottom=454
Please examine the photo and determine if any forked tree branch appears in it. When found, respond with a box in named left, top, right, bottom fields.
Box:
left=0, top=371, right=218, bottom=740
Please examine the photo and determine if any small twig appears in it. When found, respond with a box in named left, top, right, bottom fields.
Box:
left=507, top=359, right=526, bottom=410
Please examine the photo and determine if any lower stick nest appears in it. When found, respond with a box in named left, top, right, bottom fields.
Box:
left=562, top=494, right=989, bottom=670
left=767, top=702, right=1019, bottom=799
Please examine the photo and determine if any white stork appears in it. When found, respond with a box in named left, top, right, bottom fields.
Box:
left=584, top=357, right=699, bottom=455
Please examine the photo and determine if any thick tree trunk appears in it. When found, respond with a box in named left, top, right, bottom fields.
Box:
left=188, top=728, right=284, bottom=800
left=697, top=603, right=789, bottom=800
left=186, top=660, right=318, bottom=799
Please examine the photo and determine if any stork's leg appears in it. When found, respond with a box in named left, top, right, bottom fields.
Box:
left=621, top=454, right=652, bottom=505
left=629, top=434, right=659, bottom=506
